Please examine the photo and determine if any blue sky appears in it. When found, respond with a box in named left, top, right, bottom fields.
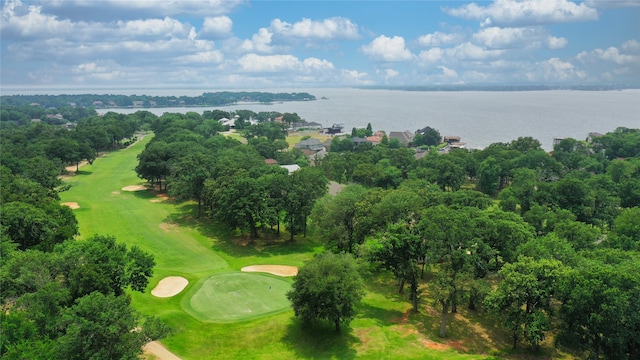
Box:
left=1, top=0, right=639, bottom=89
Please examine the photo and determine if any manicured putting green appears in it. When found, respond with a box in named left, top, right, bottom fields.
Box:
left=187, top=272, right=291, bottom=322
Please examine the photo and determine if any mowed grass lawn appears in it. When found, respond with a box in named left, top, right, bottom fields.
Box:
left=59, top=135, right=496, bottom=360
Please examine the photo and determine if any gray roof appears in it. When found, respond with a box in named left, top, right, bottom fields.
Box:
left=388, top=131, right=415, bottom=144
left=294, top=138, right=325, bottom=151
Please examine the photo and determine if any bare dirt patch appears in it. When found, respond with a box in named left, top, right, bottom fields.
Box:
left=61, top=202, right=80, bottom=209
left=122, top=185, right=147, bottom=191
left=112, top=191, right=121, bottom=195
left=241, top=265, right=298, bottom=277
left=143, top=341, right=182, bottom=360
left=159, top=223, right=177, bottom=232
left=151, top=276, right=189, bottom=298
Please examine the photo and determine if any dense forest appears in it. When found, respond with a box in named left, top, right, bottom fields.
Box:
left=1, top=102, right=639, bottom=359
left=0, top=91, right=316, bottom=109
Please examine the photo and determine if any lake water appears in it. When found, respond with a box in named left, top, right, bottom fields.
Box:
left=7, top=87, right=639, bottom=150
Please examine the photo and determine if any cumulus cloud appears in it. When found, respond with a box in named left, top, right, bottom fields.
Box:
left=446, top=42, right=505, bottom=60
left=361, top=35, right=414, bottom=62
left=200, top=16, right=233, bottom=39
left=417, top=31, right=465, bottom=47
left=270, top=17, right=359, bottom=40
left=546, top=36, right=568, bottom=50
left=445, top=0, right=599, bottom=26
left=116, top=17, right=193, bottom=39
left=237, top=53, right=335, bottom=75
left=418, top=48, right=444, bottom=64
left=302, top=57, right=335, bottom=71
left=472, top=26, right=567, bottom=50
left=174, top=50, right=224, bottom=64
left=42, top=0, right=245, bottom=21
left=1, top=1, right=75, bottom=39
left=341, top=69, right=372, bottom=85
left=585, top=0, right=640, bottom=10
left=240, top=28, right=274, bottom=53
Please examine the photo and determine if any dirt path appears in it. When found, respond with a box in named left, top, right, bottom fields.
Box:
left=143, top=341, right=182, bottom=360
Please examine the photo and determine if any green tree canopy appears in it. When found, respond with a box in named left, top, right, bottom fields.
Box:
left=287, top=252, right=365, bottom=332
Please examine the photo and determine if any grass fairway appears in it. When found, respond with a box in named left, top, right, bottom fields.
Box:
left=185, top=272, right=291, bottom=322
left=58, top=134, right=520, bottom=359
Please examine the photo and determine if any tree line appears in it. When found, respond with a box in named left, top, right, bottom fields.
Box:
left=1, top=101, right=638, bottom=358
left=302, top=126, right=639, bottom=358
left=0, top=108, right=171, bottom=358
left=1, top=91, right=316, bottom=109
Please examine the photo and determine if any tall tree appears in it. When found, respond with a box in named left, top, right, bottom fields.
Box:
left=287, top=252, right=364, bottom=332
left=283, top=167, right=327, bottom=240
left=364, top=222, right=426, bottom=312
left=485, top=256, right=565, bottom=351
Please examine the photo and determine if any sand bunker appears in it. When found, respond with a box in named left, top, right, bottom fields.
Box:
left=122, top=185, right=147, bottom=191
left=151, top=276, right=189, bottom=298
left=241, top=265, right=298, bottom=277
left=61, top=202, right=80, bottom=209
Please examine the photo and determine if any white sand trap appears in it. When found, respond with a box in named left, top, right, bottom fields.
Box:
left=61, top=202, right=80, bottom=209
left=122, top=185, right=147, bottom=191
left=241, top=265, right=298, bottom=277
left=151, top=276, right=189, bottom=298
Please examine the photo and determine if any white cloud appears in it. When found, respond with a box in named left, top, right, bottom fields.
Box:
left=438, top=66, right=458, bottom=78
left=622, top=39, right=640, bottom=53
left=240, top=28, right=274, bottom=53
left=43, top=0, right=245, bottom=20
left=117, top=17, right=193, bottom=39
left=538, top=57, right=583, bottom=81
left=175, top=50, right=224, bottom=64
left=302, top=57, right=335, bottom=71
left=546, top=36, right=568, bottom=50
left=446, top=42, right=505, bottom=60
left=446, top=0, right=599, bottom=26
left=585, top=0, right=640, bottom=10
left=417, top=31, right=465, bottom=47
left=341, top=69, right=371, bottom=84
left=1, top=1, right=75, bottom=39
left=472, top=26, right=568, bottom=50
left=361, top=35, right=414, bottom=62
left=238, top=54, right=300, bottom=72
left=591, top=47, right=638, bottom=65
left=418, top=48, right=444, bottom=64
left=270, top=17, right=359, bottom=40
left=200, top=16, right=233, bottom=39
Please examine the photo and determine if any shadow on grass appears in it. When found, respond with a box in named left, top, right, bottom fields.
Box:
left=357, top=302, right=405, bottom=327
left=281, top=318, right=359, bottom=359
left=163, top=203, right=321, bottom=259
left=132, top=189, right=157, bottom=200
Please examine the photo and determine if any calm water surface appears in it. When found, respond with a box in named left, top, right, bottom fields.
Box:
left=7, top=87, right=639, bottom=150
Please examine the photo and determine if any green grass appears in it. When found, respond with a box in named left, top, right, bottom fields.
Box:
left=59, top=134, right=551, bottom=359
left=184, top=272, right=292, bottom=322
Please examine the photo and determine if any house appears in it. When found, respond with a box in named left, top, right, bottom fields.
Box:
left=553, top=137, right=565, bottom=146
left=366, top=131, right=385, bottom=145
left=305, top=122, right=323, bottom=130
left=264, top=159, right=278, bottom=165
left=351, top=137, right=368, bottom=146
left=388, top=131, right=415, bottom=146
left=587, top=132, right=604, bottom=143
left=132, top=101, right=144, bottom=108
left=443, top=136, right=461, bottom=144
left=416, top=126, right=435, bottom=135
left=324, top=123, right=344, bottom=135
left=280, top=164, right=301, bottom=174
left=219, top=117, right=235, bottom=127
left=294, top=138, right=325, bottom=152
